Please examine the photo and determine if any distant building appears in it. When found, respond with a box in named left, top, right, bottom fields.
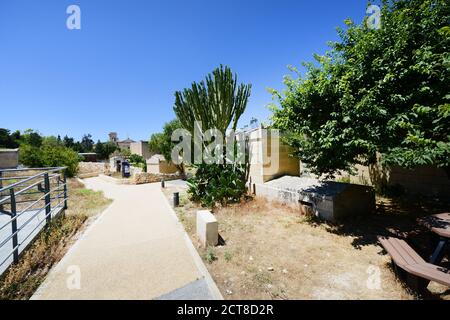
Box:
left=130, top=141, right=152, bottom=160
left=108, top=132, right=118, bottom=144
left=117, top=138, right=136, bottom=151
left=108, top=132, right=151, bottom=159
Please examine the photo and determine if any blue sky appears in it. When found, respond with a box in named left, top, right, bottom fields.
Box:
left=0, top=0, right=372, bottom=142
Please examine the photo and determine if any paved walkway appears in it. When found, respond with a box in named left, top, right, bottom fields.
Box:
left=32, top=177, right=221, bottom=300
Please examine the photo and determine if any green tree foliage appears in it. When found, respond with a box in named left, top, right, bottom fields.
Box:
left=128, top=154, right=147, bottom=171
left=270, top=0, right=450, bottom=176
left=80, top=134, right=94, bottom=152
left=148, top=132, right=164, bottom=154
left=63, top=135, right=75, bottom=149
left=149, top=119, right=185, bottom=173
left=94, top=140, right=117, bottom=160
left=21, top=130, right=43, bottom=148
left=0, top=129, right=20, bottom=148
left=19, top=144, right=80, bottom=177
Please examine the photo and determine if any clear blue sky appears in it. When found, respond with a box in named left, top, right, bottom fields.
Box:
left=0, top=0, right=372, bottom=142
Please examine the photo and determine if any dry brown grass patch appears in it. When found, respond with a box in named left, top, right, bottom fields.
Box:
left=165, top=187, right=449, bottom=300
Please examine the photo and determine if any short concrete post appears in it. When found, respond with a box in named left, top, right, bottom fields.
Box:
left=196, top=210, right=218, bottom=247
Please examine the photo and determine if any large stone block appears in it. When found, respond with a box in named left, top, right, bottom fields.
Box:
left=196, top=210, right=218, bottom=247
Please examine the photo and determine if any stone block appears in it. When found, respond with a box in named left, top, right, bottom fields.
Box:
left=196, top=210, right=218, bottom=247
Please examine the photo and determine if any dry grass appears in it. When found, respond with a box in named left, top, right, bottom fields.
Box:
left=0, top=178, right=112, bottom=300
left=164, top=187, right=450, bottom=300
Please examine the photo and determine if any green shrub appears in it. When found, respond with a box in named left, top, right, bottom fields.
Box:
left=19, top=144, right=80, bottom=177
left=40, top=145, right=80, bottom=177
left=19, top=144, right=44, bottom=167
left=128, top=154, right=147, bottom=172
left=187, top=164, right=246, bottom=208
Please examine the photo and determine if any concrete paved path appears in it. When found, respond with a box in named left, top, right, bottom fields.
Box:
left=32, top=177, right=222, bottom=300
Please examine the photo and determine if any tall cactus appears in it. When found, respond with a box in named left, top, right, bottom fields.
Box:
left=173, top=65, right=252, bottom=135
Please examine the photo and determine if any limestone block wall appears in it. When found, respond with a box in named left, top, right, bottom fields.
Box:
left=246, top=128, right=300, bottom=184
left=0, top=149, right=19, bottom=169
left=77, top=162, right=108, bottom=178
left=147, top=161, right=178, bottom=174
left=130, top=141, right=152, bottom=160
left=334, top=162, right=450, bottom=198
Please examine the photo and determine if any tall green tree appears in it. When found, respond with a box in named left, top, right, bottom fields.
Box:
left=80, top=134, right=94, bottom=152
left=271, top=0, right=450, bottom=176
left=0, top=128, right=20, bottom=148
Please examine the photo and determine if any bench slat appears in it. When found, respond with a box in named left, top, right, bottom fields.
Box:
left=378, top=236, right=450, bottom=288
left=378, top=237, right=409, bottom=268
left=391, top=237, right=425, bottom=265
left=378, top=236, right=425, bottom=269
left=406, top=263, right=450, bottom=287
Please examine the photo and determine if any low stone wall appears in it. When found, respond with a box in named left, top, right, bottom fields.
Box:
left=0, top=149, right=19, bottom=169
left=77, top=162, right=108, bottom=178
left=334, top=162, right=450, bottom=198
left=132, top=172, right=182, bottom=185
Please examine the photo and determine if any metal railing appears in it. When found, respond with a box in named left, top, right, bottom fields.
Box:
left=0, top=167, right=68, bottom=275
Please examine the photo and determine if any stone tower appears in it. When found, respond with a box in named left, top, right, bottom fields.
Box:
left=109, top=132, right=118, bottom=143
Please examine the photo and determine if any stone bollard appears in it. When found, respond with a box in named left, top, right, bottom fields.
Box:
left=196, top=210, right=218, bottom=247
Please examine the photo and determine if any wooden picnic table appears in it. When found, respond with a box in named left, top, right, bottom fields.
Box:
left=418, top=212, right=450, bottom=264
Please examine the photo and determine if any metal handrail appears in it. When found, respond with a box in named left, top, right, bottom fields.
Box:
left=0, top=167, right=65, bottom=194
left=0, top=167, right=68, bottom=273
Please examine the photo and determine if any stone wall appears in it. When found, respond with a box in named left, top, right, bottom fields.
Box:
left=130, top=141, right=153, bottom=160
left=132, top=172, right=182, bottom=185
left=0, top=149, right=19, bottom=169
left=77, top=162, right=108, bottom=178
left=333, top=162, right=450, bottom=198
left=147, top=161, right=178, bottom=174
left=246, top=128, right=300, bottom=184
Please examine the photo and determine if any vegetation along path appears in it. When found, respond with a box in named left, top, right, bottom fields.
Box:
left=32, top=177, right=221, bottom=300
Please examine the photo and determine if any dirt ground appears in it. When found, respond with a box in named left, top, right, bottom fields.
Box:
left=163, top=186, right=450, bottom=300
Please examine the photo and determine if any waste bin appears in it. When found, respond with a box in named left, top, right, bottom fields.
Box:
left=122, top=161, right=131, bottom=178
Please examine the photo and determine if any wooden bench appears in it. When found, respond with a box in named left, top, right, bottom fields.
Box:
left=378, top=236, right=450, bottom=291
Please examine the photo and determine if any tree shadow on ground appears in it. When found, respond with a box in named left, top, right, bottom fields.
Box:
left=314, top=194, right=450, bottom=252
left=305, top=194, right=450, bottom=299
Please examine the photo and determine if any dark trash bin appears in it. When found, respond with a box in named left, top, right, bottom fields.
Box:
left=122, top=161, right=131, bottom=178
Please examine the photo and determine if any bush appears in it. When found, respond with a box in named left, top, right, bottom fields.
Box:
left=41, top=146, right=80, bottom=177
left=128, top=154, right=147, bottom=172
left=19, top=144, right=80, bottom=177
left=187, top=164, right=246, bottom=208
left=19, top=144, right=44, bottom=167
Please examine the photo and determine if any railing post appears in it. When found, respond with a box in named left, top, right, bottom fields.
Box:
left=0, top=171, right=3, bottom=213
left=10, top=188, right=19, bottom=264
left=63, top=172, right=68, bottom=210
left=44, top=172, right=51, bottom=224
